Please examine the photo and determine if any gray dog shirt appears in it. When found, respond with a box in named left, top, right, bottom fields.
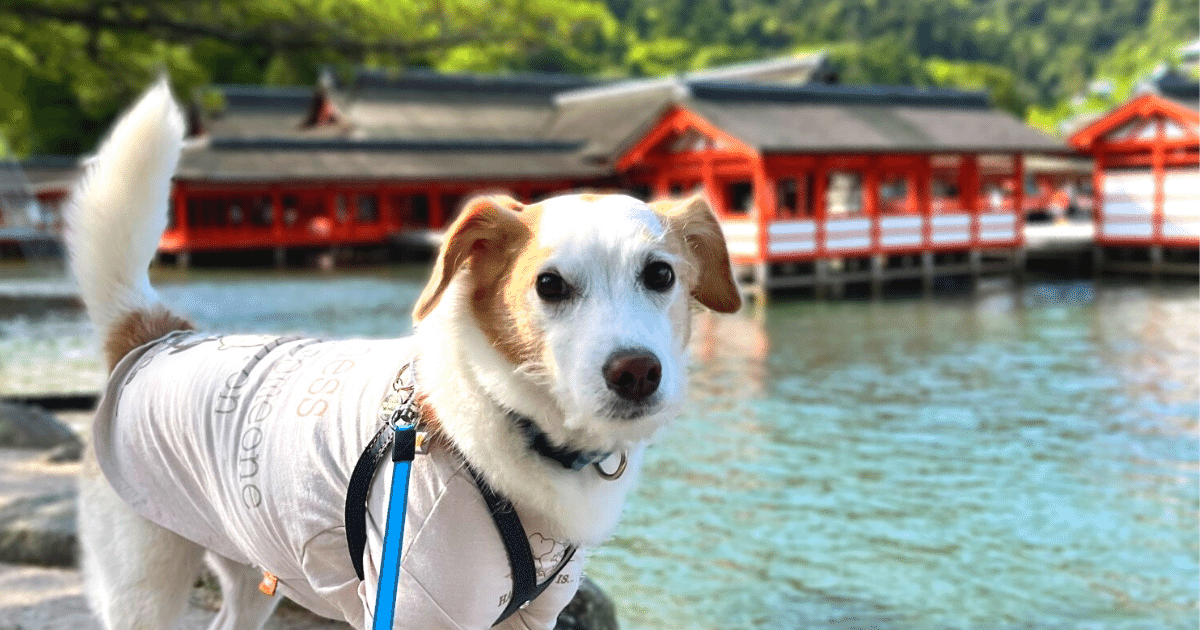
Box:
left=93, top=331, right=583, bottom=629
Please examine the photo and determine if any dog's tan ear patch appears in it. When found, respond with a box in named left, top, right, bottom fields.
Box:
left=654, top=195, right=742, bottom=313
left=413, top=195, right=530, bottom=322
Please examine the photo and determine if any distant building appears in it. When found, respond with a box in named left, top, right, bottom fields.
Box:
left=16, top=54, right=1076, bottom=288
left=1070, top=68, right=1199, bottom=274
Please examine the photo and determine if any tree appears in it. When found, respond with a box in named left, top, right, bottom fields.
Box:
left=0, top=0, right=617, bottom=155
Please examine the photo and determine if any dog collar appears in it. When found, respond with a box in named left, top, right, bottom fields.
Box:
left=507, top=411, right=626, bottom=479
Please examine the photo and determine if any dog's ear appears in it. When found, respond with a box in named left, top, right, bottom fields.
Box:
left=653, top=194, right=742, bottom=313
left=413, top=195, right=529, bottom=322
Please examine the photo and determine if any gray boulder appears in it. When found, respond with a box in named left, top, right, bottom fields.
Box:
left=0, top=491, right=76, bottom=567
left=556, top=577, right=619, bottom=630
left=45, top=439, right=85, bottom=463
left=0, top=402, right=80, bottom=449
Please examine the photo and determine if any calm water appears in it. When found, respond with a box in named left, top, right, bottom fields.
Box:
left=1, top=264, right=1197, bottom=630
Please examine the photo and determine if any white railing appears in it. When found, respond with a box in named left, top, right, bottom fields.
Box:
left=719, top=220, right=759, bottom=258
left=930, top=213, right=971, bottom=245
left=767, top=220, right=816, bottom=256
left=978, top=213, right=1018, bottom=244
left=824, top=217, right=871, bottom=253
left=879, top=216, right=922, bottom=248
left=1102, top=171, right=1155, bottom=239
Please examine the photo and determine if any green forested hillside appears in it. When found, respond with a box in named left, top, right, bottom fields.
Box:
left=1, top=0, right=1196, bottom=156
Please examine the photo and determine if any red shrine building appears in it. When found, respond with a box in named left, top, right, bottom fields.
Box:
left=1069, top=72, right=1199, bottom=274
left=159, top=54, right=1066, bottom=291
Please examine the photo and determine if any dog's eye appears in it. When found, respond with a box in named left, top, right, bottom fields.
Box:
left=536, top=272, right=571, bottom=302
left=642, top=261, right=675, bottom=292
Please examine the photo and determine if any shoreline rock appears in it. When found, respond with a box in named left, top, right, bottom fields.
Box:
left=0, top=403, right=81, bottom=450
left=0, top=492, right=76, bottom=568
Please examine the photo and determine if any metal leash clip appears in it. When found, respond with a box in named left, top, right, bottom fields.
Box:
left=388, top=402, right=428, bottom=455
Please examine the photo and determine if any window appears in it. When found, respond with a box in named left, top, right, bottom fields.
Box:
left=252, top=197, right=273, bottom=226
left=724, top=180, right=753, bottom=215
left=282, top=195, right=298, bottom=227
left=411, top=195, right=429, bottom=226
left=627, top=184, right=652, bottom=201
left=825, top=171, right=863, bottom=215
left=334, top=194, right=348, bottom=223
left=356, top=194, right=379, bottom=224
left=441, top=194, right=465, bottom=224
left=879, top=175, right=910, bottom=214
left=776, top=176, right=813, bottom=218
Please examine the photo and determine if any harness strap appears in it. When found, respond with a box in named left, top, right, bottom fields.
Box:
left=345, top=422, right=395, bottom=581
left=464, top=463, right=578, bottom=626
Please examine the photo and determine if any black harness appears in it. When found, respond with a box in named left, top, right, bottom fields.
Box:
left=344, top=379, right=600, bottom=626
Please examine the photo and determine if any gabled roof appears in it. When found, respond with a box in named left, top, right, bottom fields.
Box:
left=612, top=82, right=1064, bottom=165
left=1069, top=90, right=1200, bottom=151
left=546, top=53, right=834, bottom=161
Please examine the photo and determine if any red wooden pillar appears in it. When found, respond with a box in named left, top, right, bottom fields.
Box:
left=172, top=182, right=190, bottom=246
left=863, top=157, right=881, bottom=254
left=1094, top=145, right=1107, bottom=245
left=813, top=158, right=828, bottom=257
left=960, top=154, right=980, bottom=246
left=653, top=173, right=670, bottom=199
left=1011, top=154, right=1025, bottom=247
left=701, top=156, right=719, bottom=213
left=916, top=156, right=932, bottom=248
left=752, top=158, right=775, bottom=263
left=1152, top=117, right=1166, bottom=244
left=429, top=188, right=445, bottom=229
left=269, top=184, right=284, bottom=244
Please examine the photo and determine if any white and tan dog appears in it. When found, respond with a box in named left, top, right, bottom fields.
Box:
left=67, top=81, right=740, bottom=630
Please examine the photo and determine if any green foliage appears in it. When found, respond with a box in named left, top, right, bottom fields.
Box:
left=0, top=0, right=618, bottom=154
left=1, top=0, right=1197, bottom=155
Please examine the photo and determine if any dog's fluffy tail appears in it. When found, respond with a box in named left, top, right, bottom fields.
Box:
left=65, top=78, right=193, bottom=370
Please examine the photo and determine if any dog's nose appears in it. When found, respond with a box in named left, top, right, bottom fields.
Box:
left=603, top=350, right=661, bottom=403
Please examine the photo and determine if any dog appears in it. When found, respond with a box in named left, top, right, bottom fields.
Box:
left=66, top=80, right=741, bottom=630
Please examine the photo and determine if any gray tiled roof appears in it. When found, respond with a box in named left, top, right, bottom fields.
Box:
left=176, top=141, right=608, bottom=182
left=543, top=86, right=678, bottom=160
left=685, top=83, right=1064, bottom=154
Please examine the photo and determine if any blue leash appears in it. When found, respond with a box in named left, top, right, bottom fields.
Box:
left=372, top=423, right=417, bottom=630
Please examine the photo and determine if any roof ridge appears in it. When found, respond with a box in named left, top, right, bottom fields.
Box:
left=209, top=137, right=584, bottom=152
left=685, top=82, right=991, bottom=107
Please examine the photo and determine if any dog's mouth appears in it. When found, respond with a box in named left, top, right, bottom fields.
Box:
left=604, top=397, right=661, bottom=421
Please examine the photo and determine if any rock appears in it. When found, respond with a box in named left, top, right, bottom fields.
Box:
left=0, top=402, right=80, bottom=449
left=556, top=577, right=619, bottom=630
left=0, top=491, right=77, bottom=567
left=44, top=440, right=84, bottom=463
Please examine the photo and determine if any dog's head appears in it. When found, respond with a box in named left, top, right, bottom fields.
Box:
left=413, top=193, right=740, bottom=451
